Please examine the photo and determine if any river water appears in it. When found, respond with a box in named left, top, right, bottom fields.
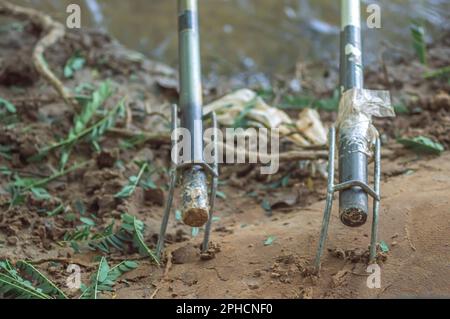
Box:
left=13, top=0, right=450, bottom=85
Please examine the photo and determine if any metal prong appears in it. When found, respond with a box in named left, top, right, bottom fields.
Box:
left=369, top=138, right=381, bottom=262
left=314, top=127, right=336, bottom=273
left=156, top=169, right=177, bottom=261
left=156, top=104, right=178, bottom=261
left=202, top=112, right=219, bottom=253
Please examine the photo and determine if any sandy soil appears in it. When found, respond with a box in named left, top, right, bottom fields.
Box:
left=118, top=153, right=449, bottom=299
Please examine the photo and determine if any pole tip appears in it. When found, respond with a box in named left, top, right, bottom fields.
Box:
left=181, top=167, right=209, bottom=227
left=340, top=207, right=367, bottom=227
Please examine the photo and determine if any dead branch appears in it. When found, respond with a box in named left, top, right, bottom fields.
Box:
left=108, top=127, right=394, bottom=162
left=0, top=0, right=78, bottom=109
left=108, top=128, right=332, bottom=162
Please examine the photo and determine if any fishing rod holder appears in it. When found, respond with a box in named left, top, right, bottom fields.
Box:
left=313, top=126, right=381, bottom=273
left=155, top=104, right=219, bottom=261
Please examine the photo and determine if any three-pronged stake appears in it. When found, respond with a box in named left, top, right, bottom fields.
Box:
left=155, top=104, right=219, bottom=261
left=313, top=126, right=381, bottom=273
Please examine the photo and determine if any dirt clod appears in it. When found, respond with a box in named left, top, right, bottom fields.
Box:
left=172, top=244, right=200, bottom=264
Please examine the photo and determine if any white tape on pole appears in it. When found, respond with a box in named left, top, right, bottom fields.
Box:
left=341, top=0, right=361, bottom=30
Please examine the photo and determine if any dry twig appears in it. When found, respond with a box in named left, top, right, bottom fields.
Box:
left=0, top=0, right=78, bottom=109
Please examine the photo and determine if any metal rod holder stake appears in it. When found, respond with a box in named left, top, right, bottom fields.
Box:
left=155, top=104, right=219, bottom=261
left=314, top=126, right=381, bottom=273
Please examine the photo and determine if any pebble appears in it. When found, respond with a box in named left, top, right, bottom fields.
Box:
left=248, top=283, right=259, bottom=290
left=7, top=236, right=18, bottom=246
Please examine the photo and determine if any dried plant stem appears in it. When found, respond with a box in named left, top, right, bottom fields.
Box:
left=0, top=1, right=78, bottom=109
left=107, top=128, right=333, bottom=161
left=23, top=160, right=91, bottom=190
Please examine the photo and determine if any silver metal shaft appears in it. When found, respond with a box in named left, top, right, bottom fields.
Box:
left=178, top=0, right=209, bottom=227
left=339, top=0, right=368, bottom=227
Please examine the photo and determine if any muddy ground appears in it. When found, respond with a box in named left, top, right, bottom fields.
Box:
left=0, top=10, right=449, bottom=299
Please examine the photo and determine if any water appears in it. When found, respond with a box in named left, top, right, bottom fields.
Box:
left=12, top=0, right=450, bottom=85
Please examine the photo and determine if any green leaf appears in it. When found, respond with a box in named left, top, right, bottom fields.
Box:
left=33, top=82, right=113, bottom=167
left=0, top=260, right=53, bottom=299
left=80, top=258, right=138, bottom=299
left=74, top=200, right=86, bottom=215
left=191, top=227, right=199, bottom=237
left=16, top=261, right=67, bottom=299
left=263, top=236, right=276, bottom=246
left=47, top=204, right=65, bottom=217
left=0, top=274, right=50, bottom=299
left=313, top=90, right=339, bottom=112
left=64, top=225, right=91, bottom=241
left=398, top=136, right=444, bottom=155
left=379, top=241, right=389, bottom=253
left=80, top=217, right=96, bottom=227
left=393, top=104, right=409, bottom=114
left=0, top=97, right=17, bottom=113
left=278, top=95, right=313, bottom=110
left=424, top=65, right=450, bottom=79
left=80, top=257, right=108, bottom=299
left=216, top=191, right=226, bottom=199
left=410, top=20, right=427, bottom=65
left=66, top=213, right=158, bottom=264
left=261, top=198, right=272, bottom=216
left=30, top=187, right=52, bottom=200
left=141, top=178, right=157, bottom=190
left=114, top=162, right=148, bottom=199
left=106, top=260, right=138, bottom=282
left=281, top=174, right=290, bottom=187
left=64, top=54, right=86, bottom=78
left=132, top=216, right=159, bottom=264
left=232, top=98, right=257, bottom=128
left=59, top=81, right=112, bottom=170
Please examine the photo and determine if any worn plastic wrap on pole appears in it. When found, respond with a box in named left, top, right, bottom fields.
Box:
left=337, top=88, right=395, bottom=158
left=337, top=88, right=394, bottom=226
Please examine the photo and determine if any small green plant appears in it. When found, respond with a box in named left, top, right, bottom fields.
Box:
left=114, top=162, right=149, bottom=199
left=80, top=258, right=138, bottom=299
left=16, top=261, right=67, bottom=298
left=64, top=213, right=159, bottom=264
left=276, top=89, right=339, bottom=112
left=263, top=236, right=276, bottom=246
left=0, top=260, right=66, bottom=299
left=59, top=81, right=112, bottom=169
left=0, top=97, right=19, bottom=125
left=232, top=98, right=257, bottom=128
left=6, top=161, right=90, bottom=208
left=64, top=53, right=86, bottom=79
left=424, top=66, right=450, bottom=79
left=410, top=20, right=427, bottom=65
left=398, top=136, right=444, bottom=155
left=0, top=97, right=17, bottom=113
left=32, top=83, right=125, bottom=167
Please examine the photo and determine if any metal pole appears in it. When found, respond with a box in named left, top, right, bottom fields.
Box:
left=338, top=0, right=368, bottom=227
left=178, top=0, right=209, bottom=227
